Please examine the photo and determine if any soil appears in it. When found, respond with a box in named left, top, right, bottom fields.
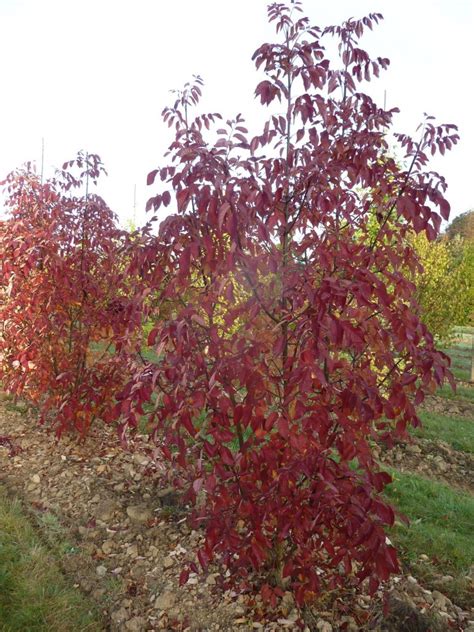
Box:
left=380, top=390, right=474, bottom=493
left=419, top=393, right=474, bottom=420
left=378, top=436, right=474, bottom=494
left=1, top=396, right=473, bottom=631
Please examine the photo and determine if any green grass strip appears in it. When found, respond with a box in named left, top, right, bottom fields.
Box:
left=385, top=470, right=474, bottom=575
left=0, top=486, right=103, bottom=632
left=412, top=411, right=474, bottom=454
left=436, top=383, right=474, bottom=403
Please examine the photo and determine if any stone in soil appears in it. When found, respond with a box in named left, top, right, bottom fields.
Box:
left=93, top=499, right=118, bottom=521
left=126, top=504, right=152, bottom=523
left=155, top=590, right=176, bottom=610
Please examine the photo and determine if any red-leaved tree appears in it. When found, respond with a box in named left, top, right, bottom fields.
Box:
left=116, top=3, right=456, bottom=603
left=0, top=153, right=139, bottom=437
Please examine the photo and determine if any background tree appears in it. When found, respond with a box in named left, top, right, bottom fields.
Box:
left=445, top=210, right=474, bottom=329
left=0, top=153, right=140, bottom=437
left=412, top=231, right=472, bottom=342
left=443, top=208, right=474, bottom=380
left=446, top=209, right=474, bottom=242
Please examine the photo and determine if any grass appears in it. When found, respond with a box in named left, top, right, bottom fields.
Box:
left=35, top=511, right=80, bottom=556
left=384, top=470, right=474, bottom=607
left=384, top=331, right=474, bottom=607
left=385, top=471, right=474, bottom=574
left=0, top=486, right=103, bottom=632
left=455, top=326, right=474, bottom=335
left=440, top=328, right=473, bottom=382
left=440, top=338, right=472, bottom=382
left=411, top=411, right=474, bottom=454
left=3, top=402, right=29, bottom=415
left=436, top=331, right=473, bottom=398
left=436, top=382, right=474, bottom=402
left=444, top=350, right=471, bottom=382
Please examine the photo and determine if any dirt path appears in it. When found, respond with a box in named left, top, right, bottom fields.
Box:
left=379, top=436, right=474, bottom=494
left=0, top=400, right=242, bottom=631
left=379, top=389, right=474, bottom=493
left=1, top=397, right=473, bottom=631
left=419, top=393, right=474, bottom=421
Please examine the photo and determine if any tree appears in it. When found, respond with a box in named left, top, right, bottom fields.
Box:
left=0, top=153, right=140, bottom=437
left=446, top=209, right=474, bottom=242
left=411, top=232, right=472, bottom=342
left=444, top=209, right=474, bottom=380
left=114, top=2, right=457, bottom=604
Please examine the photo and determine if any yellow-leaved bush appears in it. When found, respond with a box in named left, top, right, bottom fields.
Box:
left=412, top=232, right=473, bottom=342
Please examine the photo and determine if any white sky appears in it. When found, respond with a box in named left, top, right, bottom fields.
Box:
left=0, top=0, right=472, bottom=228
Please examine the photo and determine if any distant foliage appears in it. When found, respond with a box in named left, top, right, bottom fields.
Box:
left=446, top=209, right=474, bottom=243
left=0, top=153, right=139, bottom=437
left=412, top=232, right=473, bottom=341
left=444, top=210, right=474, bottom=328
left=113, top=1, right=457, bottom=604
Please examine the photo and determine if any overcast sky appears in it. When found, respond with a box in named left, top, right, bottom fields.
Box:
left=0, top=0, right=472, bottom=227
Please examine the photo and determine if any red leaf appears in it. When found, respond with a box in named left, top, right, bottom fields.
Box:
left=147, top=169, right=158, bottom=186
left=372, top=500, right=395, bottom=526
left=193, top=477, right=203, bottom=493
left=439, top=199, right=450, bottom=221
left=219, top=446, right=234, bottom=466
left=162, top=190, right=171, bottom=207
left=179, top=569, right=190, bottom=586
left=368, top=576, right=379, bottom=594
left=277, top=417, right=289, bottom=439
left=177, top=188, right=189, bottom=211
left=218, top=202, right=230, bottom=231
left=147, top=327, right=159, bottom=346
left=197, top=548, right=209, bottom=570
left=179, top=247, right=191, bottom=275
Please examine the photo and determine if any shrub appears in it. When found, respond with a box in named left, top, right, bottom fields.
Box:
left=0, top=1, right=459, bottom=607
left=114, top=1, right=457, bottom=604
left=0, top=153, right=138, bottom=437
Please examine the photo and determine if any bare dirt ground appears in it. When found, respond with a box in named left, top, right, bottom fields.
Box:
left=419, top=394, right=474, bottom=421
left=381, top=393, right=474, bottom=493
left=1, top=395, right=473, bottom=631
left=379, top=435, right=474, bottom=495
